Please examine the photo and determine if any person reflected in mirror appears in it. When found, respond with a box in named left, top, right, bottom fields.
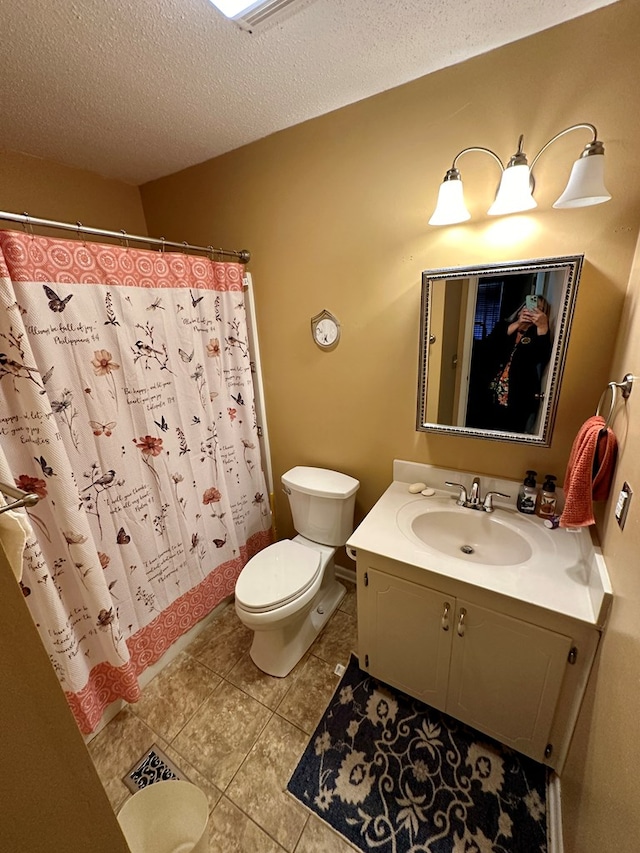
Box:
left=482, top=296, right=552, bottom=433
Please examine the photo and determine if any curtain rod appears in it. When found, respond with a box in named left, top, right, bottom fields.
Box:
left=0, top=210, right=251, bottom=264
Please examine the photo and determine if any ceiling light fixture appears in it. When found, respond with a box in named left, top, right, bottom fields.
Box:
left=207, top=0, right=315, bottom=33
left=428, top=123, right=611, bottom=226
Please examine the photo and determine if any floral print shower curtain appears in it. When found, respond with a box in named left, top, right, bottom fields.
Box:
left=0, top=229, right=271, bottom=733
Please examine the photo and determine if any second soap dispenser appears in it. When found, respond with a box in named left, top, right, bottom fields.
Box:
left=536, top=474, right=558, bottom=519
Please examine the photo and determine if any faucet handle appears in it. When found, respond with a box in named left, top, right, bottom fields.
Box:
left=482, top=491, right=511, bottom=512
left=445, top=481, right=468, bottom=506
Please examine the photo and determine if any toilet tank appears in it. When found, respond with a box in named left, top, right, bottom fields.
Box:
left=281, top=466, right=360, bottom=547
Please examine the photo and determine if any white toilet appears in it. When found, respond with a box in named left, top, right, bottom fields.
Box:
left=234, top=466, right=360, bottom=677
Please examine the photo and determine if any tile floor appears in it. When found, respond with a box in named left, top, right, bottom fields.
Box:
left=88, top=581, right=360, bottom=852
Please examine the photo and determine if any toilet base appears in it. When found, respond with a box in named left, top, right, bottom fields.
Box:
left=248, top=577, right=346, bottom=678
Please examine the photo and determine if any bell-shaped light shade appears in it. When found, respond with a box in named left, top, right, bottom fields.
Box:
left=553, top=152, right=611, bottom=208
left=487, top=164, right=537, bottom=216
left=428, top=177, right=471, bottom=226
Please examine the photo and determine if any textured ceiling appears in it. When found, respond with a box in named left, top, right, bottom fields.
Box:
left=1, top=0, right=619, bottom=185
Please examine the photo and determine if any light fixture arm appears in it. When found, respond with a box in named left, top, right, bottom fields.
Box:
left=450, top=146, right=505, bottom=173
left=507, top=134, right=528, bottom=166
left=530, top=123, right=601, bottom=174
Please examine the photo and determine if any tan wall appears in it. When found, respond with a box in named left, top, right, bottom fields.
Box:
left=0, top=151, right=143, bottom=849
left=140, top=2, right=640, bottom=849
left=0, top=148, right=147, bottom=235
left=0, top=547, right=130, bottom=852
left=561, top=231, right=640, bottom=849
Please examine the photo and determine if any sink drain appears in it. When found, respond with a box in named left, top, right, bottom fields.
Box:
left=460, top=544, right=475, bottom=555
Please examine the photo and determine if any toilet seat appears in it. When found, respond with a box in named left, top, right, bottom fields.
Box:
left=235, top=539, right=321, bottom=614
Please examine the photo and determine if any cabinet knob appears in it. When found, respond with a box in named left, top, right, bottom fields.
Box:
left=441, top=602, right=451, bottom=631
left=457, top=607, right=467, bottom=637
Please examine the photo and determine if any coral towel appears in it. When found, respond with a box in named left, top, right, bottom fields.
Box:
left=559, top=415, right=618, bottom=528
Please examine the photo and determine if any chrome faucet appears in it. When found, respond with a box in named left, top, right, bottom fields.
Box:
left=445, top=480, right=468, bottom=506
left=482, top=490, right=511, bottom=513
left=445, top=477, right=510, bottom=513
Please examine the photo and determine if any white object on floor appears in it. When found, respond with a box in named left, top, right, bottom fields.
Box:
left=235, top=466, right=359, bottom=677
left=117, top=780, right=209, bottom=853
left=334, top=663, right=346, bottom=676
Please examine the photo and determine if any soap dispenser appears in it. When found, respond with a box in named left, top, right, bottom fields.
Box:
left=536, top=474, right=558, bottom=519
left=517, top=470, right=537, bottom=514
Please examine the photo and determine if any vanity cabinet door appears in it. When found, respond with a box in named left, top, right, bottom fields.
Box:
left=447, top=600, right=573, bottom=761
left=360, top=568, right=452, bottom=711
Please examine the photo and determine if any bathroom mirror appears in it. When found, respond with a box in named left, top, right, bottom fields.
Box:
left=417, top=255, right=583, bottom=445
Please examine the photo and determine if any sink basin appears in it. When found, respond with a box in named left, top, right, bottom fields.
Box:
left=347, top=470, right=612, bottom=628
left=397, top=502, right=533, bottom=566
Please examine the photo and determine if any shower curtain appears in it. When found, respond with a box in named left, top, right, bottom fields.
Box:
left=0, top=229, right=272, bottom=733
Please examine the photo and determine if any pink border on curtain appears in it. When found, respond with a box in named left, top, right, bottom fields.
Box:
left=66, top=527, right=272, bottom=733
left=0, top=230, right=245, bottom=290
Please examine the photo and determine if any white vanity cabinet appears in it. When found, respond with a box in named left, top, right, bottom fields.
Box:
left=362, top=568, right=452, bottom=709
left=446, top=597, right=571, bottom=761
left=356, top=552, right=602, bottom=772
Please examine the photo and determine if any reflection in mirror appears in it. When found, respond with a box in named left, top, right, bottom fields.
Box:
left=417, top=256, right=583, bottom=445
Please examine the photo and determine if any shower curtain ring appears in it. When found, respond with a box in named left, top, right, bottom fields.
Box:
left=76, top=221, right=86, bottom=245
left=207, top=245, right=215, bottom=261
left=120, top=229, right=129, bottom=248
left=22, top=213, right=34, bottom=237
left=160, top=237, right=166, bottom=253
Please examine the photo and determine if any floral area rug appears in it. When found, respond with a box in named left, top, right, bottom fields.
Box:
left=287, top=655, right=548, bottom=853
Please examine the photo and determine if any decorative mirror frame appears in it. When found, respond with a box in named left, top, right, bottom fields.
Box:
left=416, top=255, right=584, bottom=445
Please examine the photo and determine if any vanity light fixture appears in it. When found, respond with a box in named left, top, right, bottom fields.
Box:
left=207, top=0, right=316, bottom=32
left=428, top=123, right=611, bottom=226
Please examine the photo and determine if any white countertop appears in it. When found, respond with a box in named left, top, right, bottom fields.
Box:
left=347, top=462, right=612, bottom=628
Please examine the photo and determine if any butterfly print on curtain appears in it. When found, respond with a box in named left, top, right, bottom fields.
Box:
left=0, top=229, right=272, bottom=734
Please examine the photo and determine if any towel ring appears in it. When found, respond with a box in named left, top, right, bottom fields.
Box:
left=596, top=374, right=635, bottom=428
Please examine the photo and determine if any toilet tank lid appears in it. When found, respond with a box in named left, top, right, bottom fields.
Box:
left=282, top=466, right=360, bottom=499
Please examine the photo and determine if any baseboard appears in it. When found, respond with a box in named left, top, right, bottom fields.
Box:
left=335, top=563, right=356, bottom=584
left=547, top=772, right=564, bottom=853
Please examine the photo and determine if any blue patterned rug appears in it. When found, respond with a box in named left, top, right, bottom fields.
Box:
left=287, top=655, right=548, bottom=853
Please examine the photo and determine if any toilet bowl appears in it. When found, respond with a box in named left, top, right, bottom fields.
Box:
left=234, top=466, right=359, bottom=677
left=235, top=535, right=340, bottom=677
